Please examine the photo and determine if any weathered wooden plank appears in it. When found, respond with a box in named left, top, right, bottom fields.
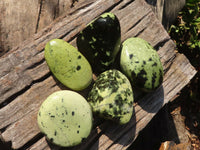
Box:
left=0, top=0, right=77, bottom=56
left=0, top=0, right=196, bottom=150
left=0, top=0, right=40, bottom=55
left=145, top=0, right=186, bottom=30
left=0, top=0, right=121, bottom=104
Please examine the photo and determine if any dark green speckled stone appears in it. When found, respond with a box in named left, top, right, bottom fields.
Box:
left=120, top=37, right=164, bottom=92
left=87, top=69, right=134, bottom=124
left=77, top=13, right=121, bottom=74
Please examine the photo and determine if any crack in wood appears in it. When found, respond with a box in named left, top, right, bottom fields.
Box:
left=20, top=133, right=44, bottom=150
left=127, top=14, right=149, bottom=32
left=134, top=27, right=147, bottom=37
left=154, top=38, right=171, bottom=50
left=53, top=0, right=60, bottom=20
left=118, top=0, right=135, bottom=10
left=0, top=72, right=51, bottom=109
left=103, top=0, right=124, bottom=14
left=68, top=1, right=99, bottom=16
left=35, top=0, right=43, bottom=33
left=25, top=58, right=45, bottom=70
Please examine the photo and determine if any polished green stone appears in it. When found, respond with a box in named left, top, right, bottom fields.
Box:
left=88, top=69, right=134, bottom=124
left=37, top=90, right=93, bottom=147
left=44, top=39, right=92, bottom=91
left=120, top=37, right=163, bottom=92
left=77, top=12, right=121, bottom=74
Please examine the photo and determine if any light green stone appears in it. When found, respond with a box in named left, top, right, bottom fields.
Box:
left=44, top=39, right=93, bottom=91
left=101, top=12, right=115, bottom=20
left=88, top=69, right=134, bottom=124
left=37, top=90, right=93, bottom=147
left=120, top=37, right=163, bottom=92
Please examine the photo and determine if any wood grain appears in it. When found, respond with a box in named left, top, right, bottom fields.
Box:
left=0, top=0, right=196, bottom=149
left=0, top=0, right=73, bottom=56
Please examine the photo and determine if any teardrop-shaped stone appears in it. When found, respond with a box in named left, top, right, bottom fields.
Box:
left=77, top=12, right=121, bottom=74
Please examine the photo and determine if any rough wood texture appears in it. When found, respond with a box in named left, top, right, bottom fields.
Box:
left=0, top=0, right=196, bottom=149
left=0, top=0, right=74, bottom=56
left=145, top=0, right=186, bottom=30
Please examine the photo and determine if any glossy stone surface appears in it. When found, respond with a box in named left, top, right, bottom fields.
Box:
left=120, top=37, right=163, bottom=92
left=77, top=12, right=121, bottom=74
left=88, top=69, right=133, bottom=124
left=37, top=90, right=93, bottom=147
left=44, top=39, right=92, bottom=91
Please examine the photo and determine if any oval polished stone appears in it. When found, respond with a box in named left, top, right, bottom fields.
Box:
left=77, top=12, right=121, bottom=74
left=37, top=90, right=93, bottom=147
left=120, top=37, right=163, bottom=92
left=44, top=39, right=93, bottom=91
left=88, top=69, right=134, bottom=124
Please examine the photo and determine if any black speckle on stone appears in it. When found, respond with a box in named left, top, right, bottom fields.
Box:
left=50, top=115, right=55, bottom=118
left=152, top=62, right=157, bottom=67
left=135, top=61, right=139, bottom=63
left=39, top=112, right=41, bottom=116
left=128, top=101, right=133, bottom=107
left=62, top=120, right=65, bottom=123
left=54, top=130, right=57, bottom=136
left=97, top=96, right=104, bottom=103
left=65, top=110, right=68, bottom=115
left=50, top=138, right=54, bottom=142
left=159, top=69, right=163, bottom=84
left=113, top=107, right=119, bottom=116
left=50, top=48, right=53, bottom=54
left=109, top=104, right=113, bottom=108
left=72, top=111, right=75, bottom=116
left=129, top=54, right=133, bottom=59
left=115, top=94, right=123, bottom=106
left=62, top=113, right=64, bottom=116
left=76, top=65, right=81, bottom=71
left=81, top=138, right=86, bottom=142
left=132, top=69, right=148, bottom=89
left=77, top=130, right=79, bottom=134
left=78, top=55, right=82, bottom=59
left=143, top=61, right=146, bottom=65
left=152, top=72, right=157, bottom=89
left=41, top=122, right=45, bottom=127
left=149, top=58, right=153, bottom=61
left=102, top=111, right=111, bottom=118
left=78, top=125, right=80, bottom=128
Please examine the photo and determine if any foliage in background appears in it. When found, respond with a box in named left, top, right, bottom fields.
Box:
left=169, top=0, right=200, bottom=49
left=169, top=0, right=200, bottom=103
left=169, top=1, right=200, bottom=148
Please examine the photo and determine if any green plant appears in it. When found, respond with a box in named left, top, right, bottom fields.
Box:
left=169, top=0, right=200, bottom=102
left=169, top=0, right=200, bottom=53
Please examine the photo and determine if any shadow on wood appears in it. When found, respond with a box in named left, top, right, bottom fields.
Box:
left=137, top=86, right=164, bottom=113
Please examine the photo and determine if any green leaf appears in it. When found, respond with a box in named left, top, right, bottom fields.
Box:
left=194, top=17, right=200, bottom=23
